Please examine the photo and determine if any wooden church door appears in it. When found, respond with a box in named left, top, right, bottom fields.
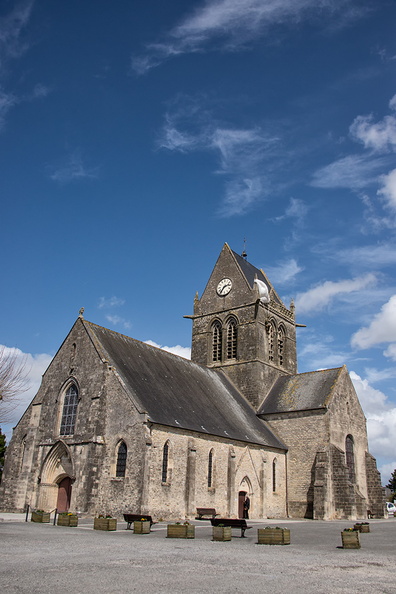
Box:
left=57, top=477, right=72, bottom=512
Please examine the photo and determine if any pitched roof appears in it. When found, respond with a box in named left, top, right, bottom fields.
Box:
left=257, top=368, right=344, bottom=415
left=84, top=320, right=286, bottom=450
left=231, top=248, right=283, bottom=306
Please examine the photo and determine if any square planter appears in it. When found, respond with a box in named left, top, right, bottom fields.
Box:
left=354, top=523, right=370, bottom=533
left=257, top=527, right=290, bottom=545
left=134, top=520, right=151, bottom=534
left=167, top=524, right=195, bottom=539
left=94, top=518, right=117, bottom=531
left=341, top=530, right=360, bottom=549
left=31, top=511, right=50, bottom=523
left=57, top=514, right=78, bottom=527
left=212, top=526, right=232, bottom=541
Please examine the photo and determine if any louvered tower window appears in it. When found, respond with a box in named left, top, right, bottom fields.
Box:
left=226, top=318, right=237, bottom=359
left=60, top=384, right=79, bottom=436
left=278, top=325, right=285, bottom=366
left=212, top=321, right=222, bottom=362
left=268, top=322, right=275, bottom=362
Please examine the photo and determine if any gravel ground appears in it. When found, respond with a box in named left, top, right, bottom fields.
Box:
left=0, top=517, right=395, bottom=593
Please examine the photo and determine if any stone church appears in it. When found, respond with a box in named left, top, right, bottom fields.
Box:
left=0, top=244, right=384, bottom=520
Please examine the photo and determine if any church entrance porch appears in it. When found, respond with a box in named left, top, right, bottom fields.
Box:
left=37, top=441, right=75, bottom=511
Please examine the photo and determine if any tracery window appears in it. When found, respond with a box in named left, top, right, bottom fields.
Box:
left=208, top=449, right=214, bottom=488
left=226, top=318, right=237, bottom=360
left=277, top=325, right=285, bottom=367
left=162, top=441, right=170, bottom=483
left=116, top=441, right=127, bottom=477
left=60, top=384, right=79, bottom=436
left=345, top=435, right=355, bottom=483
left=212, top=321, right=222, bottom=362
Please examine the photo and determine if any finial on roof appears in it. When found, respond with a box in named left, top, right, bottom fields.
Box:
left=241, top=238, right=248, bottom=260
left=78, top=307, right=85, bottom=318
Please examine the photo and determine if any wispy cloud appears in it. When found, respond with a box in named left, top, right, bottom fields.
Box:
left=132, top=0, right=366, bottom=75
left=49, top=150, right=99, bottom=184
left=105, top=315, right=131, bottom=331
left=0, top=0, right=34, bottom=73
left=159, top=98, right=282, bottom=216
left=265, top=258, right=303, bottom=285
left=295, top=273, right=377, bottom=315
left=311, top=153, right=388, bottom=190
left=98, top=296, right=126, bottom=309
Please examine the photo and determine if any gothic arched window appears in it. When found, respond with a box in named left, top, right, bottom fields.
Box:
left=116, top=441, right=127, bottom=477
left=277, top=325, right=285, bottom=367
left=212, top=320, right=222, bottom=362
left=226, top=318, right=238, bottom=360
left=60, top=384, right=79, bottom=436
left=208, top=449, right=214, bottom=488
left=162, top=441, right=170, bottom=483
left=345, top=435, right=355, bottom=483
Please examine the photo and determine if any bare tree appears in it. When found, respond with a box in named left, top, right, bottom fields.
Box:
left=0, top=345, right=30, bottom=422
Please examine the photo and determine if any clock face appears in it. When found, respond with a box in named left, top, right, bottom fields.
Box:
left=217, top=278, right=232, bottom=296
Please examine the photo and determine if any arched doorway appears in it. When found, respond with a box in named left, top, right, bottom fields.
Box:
left=57, top=477, right=73, bottom=512
left=238, top=476, right=252, bottom=518
left=37, top=441, right=75, bottom=511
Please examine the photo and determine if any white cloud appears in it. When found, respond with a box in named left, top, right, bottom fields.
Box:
left=0, top=345, right=52, bottom=442
left=132, top=0, right=365, bottom=74
left=105, top=315, right=131, bottom=330
left=311, top=154, right=387, bottom=190
left=350, top=371, right=396, bottom=476
left=349, top=113, right=396, bottom=153
left=378, top=168, right=396, bottom=211
left=384, top=343, right=396, bottom=361
left=145, top=340, right=191, bottom=360
left=351, top=294, right=396, bottom=350
left=265, top=258, right=303, bottom=285
left=336, top=242, right=396, bottom=268
left=295, top=273, right=377, bottom=315
left=98, top=296, right=125, bottom=309
left=49, top=150, right=99, bottom=183
left=0, top=0, right=34, bottom=71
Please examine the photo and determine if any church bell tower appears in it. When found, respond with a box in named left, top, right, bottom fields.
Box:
left=187, top=243, right=297, bottom=410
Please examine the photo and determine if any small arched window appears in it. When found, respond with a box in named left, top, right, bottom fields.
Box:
left=162, top=441, right=170, bottom=483
left=212, top=321, right=222, bottom=362
left=277, top=325, right=285, bottom=366
left=208, top=449, right=214, bottom=488
left=226, top=318, right=237, bottom=360
left=60, top=384, right=79, bottom=436
left=272, top=459, right=277, bottom=492
left=116, top=441, right=127, bottom=477
left=345, top=435, right=355, bottom=483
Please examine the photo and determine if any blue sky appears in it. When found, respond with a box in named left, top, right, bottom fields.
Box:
left=1, top=0, right=395, bottom=484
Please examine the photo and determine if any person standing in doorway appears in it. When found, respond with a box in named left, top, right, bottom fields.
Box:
left=243, top=495, right=250, bottom=519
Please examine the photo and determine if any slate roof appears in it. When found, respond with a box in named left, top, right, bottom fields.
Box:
left=257, top=368, right=344, bottom=415
left=84, top=320, right=286, bottom=450
left=231, top=249, right=283, bottom=305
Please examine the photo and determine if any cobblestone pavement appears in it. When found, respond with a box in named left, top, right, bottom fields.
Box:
left=1, top=516, right=395, bottom=593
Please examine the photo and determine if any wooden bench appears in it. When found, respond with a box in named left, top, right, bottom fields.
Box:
left=123, top=514, right=156, bottom=529
left=210, top=518, right=252, bottom=538
left=196, top=507, right=219, bottom=520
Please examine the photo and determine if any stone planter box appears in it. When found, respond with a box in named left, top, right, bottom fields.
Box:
left=134, top=520, right=151, bottom=534
left=212, top=526, right=232, bottom=541
left=57, top=514, right=78, bottom=527
left=341, top=530, right=360, bottom=549
left=257, top=527, right=290, bottom=545
left=31, top=511, right=50, bottom=523
left=354, top=523, right=370, bottom=533
left=167, top=524, right=195, bottom=539
left=94, top=518, right=117, bottom=531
